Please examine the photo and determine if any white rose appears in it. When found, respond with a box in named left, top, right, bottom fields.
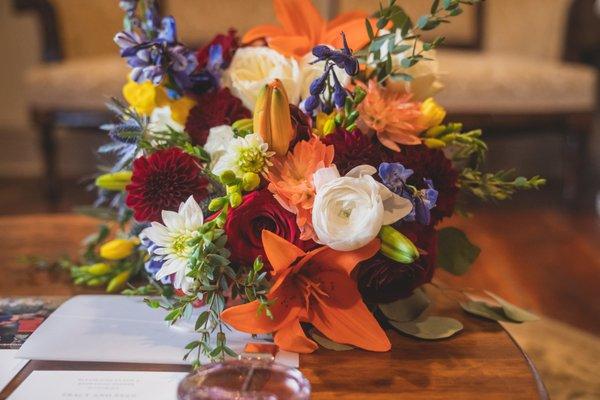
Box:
left=312, top=165, right=413, bottom=251
left=149, top=106, right=184, bottom=132
left=222, top=47, right=301, bottom=110
left=204, top=125, right=234, bottom=168
left=299, top=50, right=350, bottom=100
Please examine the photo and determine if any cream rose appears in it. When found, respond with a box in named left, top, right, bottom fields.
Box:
left=204, top=125, right=234, bottom=168
left=312, top=165, right=413, bottom=251
left=222, top=47, right=301, bottom=110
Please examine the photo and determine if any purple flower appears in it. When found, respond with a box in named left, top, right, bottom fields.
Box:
left=379, top=162, right=438, bottom=225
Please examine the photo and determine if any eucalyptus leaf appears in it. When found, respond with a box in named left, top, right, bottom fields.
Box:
left=484, top=291, right=539, bottom=322
left=378, top=288, right=430, bottom=322
left=460, top=300, right=511, bottom=322
left=437, top=227, right=481, bottom=275
left=309, top=330, right=354, bottom=351
left=389, top=316, right=463, bottom=339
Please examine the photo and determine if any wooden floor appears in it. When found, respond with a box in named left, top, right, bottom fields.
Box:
left=1, top=178, right=599, bottom=335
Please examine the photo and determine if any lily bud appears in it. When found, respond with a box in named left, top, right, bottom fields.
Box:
left=253, top=79, right=294, bottom=155
left=378, top=226, right=419, bottom=264
left=95, top=171, right=133, bottom=191
left=99, top=238, right=137, bottom=260
left=106, top=270, right=131, bottom=293
left=87, top=263, right=112, bottom=276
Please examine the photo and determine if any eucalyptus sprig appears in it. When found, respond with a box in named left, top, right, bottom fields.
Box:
left=358, top=0, right=482, bottom=83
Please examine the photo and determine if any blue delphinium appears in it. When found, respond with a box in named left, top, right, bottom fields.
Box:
left=189, top=43, right=225, bottom=94
left=303, top=32, right=359, bottom=114
left=379, top=162, right=439, bottom=225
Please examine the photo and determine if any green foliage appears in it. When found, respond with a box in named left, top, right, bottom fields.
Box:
left=460, top=292, right=539, bottom=323
left=359, top=0, right=482, bottom=83
left=436, top=227, right=481, bottom=276
left=389, top=316, right=463, bottom=339
left=309, top=330, right=354, bottom=351
left=459, top=169, right=546, bottom=202
left=378, top=288, right=430, bottom=322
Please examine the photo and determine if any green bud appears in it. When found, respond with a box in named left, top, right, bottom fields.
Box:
left=353, top=86, right=367, bottom=105
left=447, top=122, right=463, bottom=132
left=346, top=123, right=357, bottom=132
left=334, top=113, right=344, bottom=125
left=345, top=110, right=359, bottom=126
left=95, top=171, right=132, bottom=191
left=220, top=170, right=237, bottom=185
left=241, top=172, right=260, bottom=191
left=208, top=197, right=228, bottom=212
left=379, top=225, right=419, bottom=264
left=230, top=192, right=243, bottom=208
left=86, top=278, right=104, bottom=287
left=423, top=138, right=446, bottom=149
left=425, top=125, right=446, bottom=138
left=232, top=118, right=254, bottom=137
left=106, top=270, right=131, bottom=293
left=87, top=263, right=112, bottom=276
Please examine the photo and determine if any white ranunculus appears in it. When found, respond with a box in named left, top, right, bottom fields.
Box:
left=149, top=106, right=184, bottom=132
left=222, top=47, right=301, bottom=110
left=312, top=165, right=413, bottom=251
left=299, top=50, right=350, bottom=101
left=204, top=125, right=234, bottom=168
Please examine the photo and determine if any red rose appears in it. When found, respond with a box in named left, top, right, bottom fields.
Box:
left=185, top=88, right=250, bottom=145
left=224, top=189, right=315, bottom=271
left=126, top=148, right=208, bottom=222
left=196, top=29, right=239, bottom=70
left=353, top=222, right=437, bottom=304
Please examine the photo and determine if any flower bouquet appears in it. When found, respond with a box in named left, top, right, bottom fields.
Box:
left=65, top=0, right=545, bottom=365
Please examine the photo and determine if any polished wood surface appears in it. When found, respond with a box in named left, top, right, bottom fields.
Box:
left=0, top=214, right=546, bottom=399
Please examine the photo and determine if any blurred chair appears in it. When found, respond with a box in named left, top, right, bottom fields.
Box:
left=337, top=0, right=597, bottom=203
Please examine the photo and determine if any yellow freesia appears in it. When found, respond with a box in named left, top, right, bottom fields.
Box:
left=315, top=111, right=337, bottom=136
left=418, top=98, right=446, bottom=130
left=169, top=95, right=196, bottom=125
left=99, top=238, right=138, bottom=260
left=122, top=78, right=168, bottom=115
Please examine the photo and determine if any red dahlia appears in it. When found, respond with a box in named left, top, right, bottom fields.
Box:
left=185, top=88, right=250, bottom=146
left=126, top=148, right=208, bottom=222
left=322, top=127, right=383, bottom=175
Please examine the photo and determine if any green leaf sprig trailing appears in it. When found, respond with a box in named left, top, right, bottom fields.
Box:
left=459, top=168, right=546, bottom=202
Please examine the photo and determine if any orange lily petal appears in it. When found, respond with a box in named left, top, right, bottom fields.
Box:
left=324, top=18, right=374, bottom=51
left=273, top=0, right=323, bottom=41
left=262, top=230, right=306, bottom=274
left=267, top=35, right=313, bottom=59
left=308, top=275, right=391, bottom=352
left=274, top=319, right=318, bottom=353
left=242, top=25, right=287, bottom=44
left=327, top=11, right=369, bottom=31
left=221, top=278, right=302, bottom=334
left=305, top=239, right=380, bottom=275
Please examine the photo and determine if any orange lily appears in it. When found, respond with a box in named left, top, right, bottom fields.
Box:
left=242, top=0, right=372, bottom=58
left=221, top=230, right=391, bottom=353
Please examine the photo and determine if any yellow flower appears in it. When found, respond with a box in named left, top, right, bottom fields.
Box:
left=169, top=96, right=196, bottom=125
left=418, top=98, right=446, bottom=130
left=95, top=171, right=132, bottom=191
left=315, top=111, right=337, bottom=136
left=106, top=270, right=131, bottom=293
left=99, top=238, right=138, bottom=260
left=122, top=78, right=168, bottom=115
left=87, top=263, right=112, bottom=276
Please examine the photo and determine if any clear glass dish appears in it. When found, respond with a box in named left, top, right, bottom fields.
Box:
left=177, top=359, right=311, bottom=400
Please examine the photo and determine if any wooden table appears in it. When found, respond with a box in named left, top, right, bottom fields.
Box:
left=0, top=214, right=547, bottom=399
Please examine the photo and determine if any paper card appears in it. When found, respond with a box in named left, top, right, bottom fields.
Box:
left=17, top=295, right=298, bottom=367
left=8, top=370, right=187, bottom=400
left=0, top=350, right=28, bottom=393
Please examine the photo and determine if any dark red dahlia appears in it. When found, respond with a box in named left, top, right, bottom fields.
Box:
left=354, top=222, right=437, bottom=304
left=196, top=29, right=239, bottom=70
left=126, top=148, right=208, bottom=222
left=322, top=127, right=383, bottom=175
left=383, top=144, right=458, bottom=224
left=185, top=88, right=250, bottom=146
left=224, top=189, right=316, bottom=272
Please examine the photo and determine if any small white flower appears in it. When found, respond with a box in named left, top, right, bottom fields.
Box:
left=149, top=106, right=184, bottom=132
left=312, top=165, right=413, bottom=251
left=204, top=125, right=235, bottom=168
left=141, top=196, right=204, bottom=294
left=211, top=133, right=274, bottom=178
left=222, top=47, right=301, bottom=110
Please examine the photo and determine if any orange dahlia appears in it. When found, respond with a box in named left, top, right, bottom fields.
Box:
left=358, top=80, right=426, bottom=152
left=266, top=137, right=334, bottom=241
